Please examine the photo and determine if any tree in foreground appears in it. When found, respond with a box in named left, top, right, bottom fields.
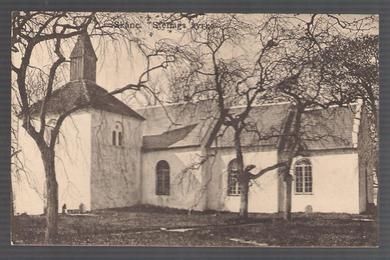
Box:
left=11, top=11, right=186, bottom=243
left=167, top=14, right=378, bottom=220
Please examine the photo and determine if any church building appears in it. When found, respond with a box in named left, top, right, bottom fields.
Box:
left=13, top=34, right=376, bottom=215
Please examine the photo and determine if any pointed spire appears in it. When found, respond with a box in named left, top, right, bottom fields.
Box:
left=70, top=33, right=97, bottom=82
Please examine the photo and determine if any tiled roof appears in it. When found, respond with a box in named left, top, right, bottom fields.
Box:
left=214, top=103, right=292, bottom=148
left=139, top=102, right=358, bottom=151
left=137, top=101, right=217, bottom=135
left=30, top=80, right=145, bottom=120
left=143, top=124, right=198, bottom=150
left=138, top=101, right=217, bottom=150
left=31, top=81, right=358, bottom=151
left=301, top=105, right=357, bottom=150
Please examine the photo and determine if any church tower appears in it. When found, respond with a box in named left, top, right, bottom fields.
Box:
left=70, top=33, right=97, bottom=82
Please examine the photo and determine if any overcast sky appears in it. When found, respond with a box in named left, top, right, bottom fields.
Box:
left=12, top=13, right=378, bottom=107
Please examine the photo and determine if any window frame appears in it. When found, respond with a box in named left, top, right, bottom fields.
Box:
left=112, top=121, right=123, bottom=147
left=156, top=160, right=170, bottom=196
left=294, top=158, right=313, bottom=195
left=118, top=131, right=122, bottom=146
left=227, top=159, right=241, bottom=196
left=112, top=130, right=116, bottom=146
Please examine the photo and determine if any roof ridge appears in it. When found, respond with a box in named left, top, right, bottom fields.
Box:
left=304, top=103, right=359, bottom=112
left=135, top=101, right=197, bottom=110
left=81, top=80, right=91, bottom=103
left=83, top=80, right=145, bottom=120
left=136, top=100, right=292, bottom=111
left=230, top=101, right=291, bottom=109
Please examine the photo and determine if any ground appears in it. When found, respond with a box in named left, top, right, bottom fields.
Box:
left=12, top=205, right=378, bottom=247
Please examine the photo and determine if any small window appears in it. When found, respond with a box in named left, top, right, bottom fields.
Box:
left=112, top=122, right=123, bottom=146
left=227, top=159, right=241, bottom=196
left=118, top=132, right=122, bottom=146
left=112, top=131, right=116, bottom=146
left=156, top=160, right=170, bottom=195
left=295, top=159, right=312, bottom=194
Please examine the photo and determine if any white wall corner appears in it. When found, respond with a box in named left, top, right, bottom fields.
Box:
left=351, top=99, right=363, bottom=148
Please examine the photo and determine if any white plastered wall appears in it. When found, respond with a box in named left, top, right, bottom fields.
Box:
left=141, top=147, right=207, bottom=211
left=90, top=110, right=143, bottom=210
left=205, top=146, right=280, bottom=213
left=290, top=150, right=360, bottom=214
left=12, top=111, right=92, bottom=214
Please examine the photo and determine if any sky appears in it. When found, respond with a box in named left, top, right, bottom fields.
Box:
left=12, top=13, right=379, bottom=108
left=91, top=13, right=379, bottom=92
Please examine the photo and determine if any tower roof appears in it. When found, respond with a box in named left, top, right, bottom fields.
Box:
left=29, top=80, right=145, bottom=120
left=70, top=33, right=97, bottom=60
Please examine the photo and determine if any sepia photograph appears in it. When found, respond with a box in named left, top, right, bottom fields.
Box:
left=10, top=12, right=379, bottom=247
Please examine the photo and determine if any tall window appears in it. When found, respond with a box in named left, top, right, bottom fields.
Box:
left=112, top=131, right=116, bottom=146
left=227, top=159, right=241, bottom=196
left=295, top=159, right=312, bottom=194
left=118, top=132, right=122, bottom=146
left=156, top=160, right=170, bottom=195
left=112, top=122, right=123, bottom=146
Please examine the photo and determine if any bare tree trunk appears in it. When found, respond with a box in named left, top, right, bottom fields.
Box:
left=41, top=149, right=58, bottom=244
left=239, top=173, right=249, bottom=219
left=234, top=131, right=248, bottom=219
left=10, top=175, right=15, bottom=238
left=283, top=172, right=292, bottom=221
left=277, top=109, right=301, bottom=221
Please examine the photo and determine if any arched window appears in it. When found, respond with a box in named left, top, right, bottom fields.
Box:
left=294, top=159, right=312, bottom=194
left=227, top=159, right=241, bottom=196
left=156, top=160, right=170, bottom=195
left=112, top=122, right=123, bottom=146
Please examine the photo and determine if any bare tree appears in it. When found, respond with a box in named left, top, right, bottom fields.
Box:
left=166, top=14, right=304, bottom=219
left=11, top=11, right=182, bottom=243
left=167, top=14, right=378, bottom=220
left=12, top=12, right=99, bottom=242
left=250, top=14, right=378, bottom=220
left=319, top=34, right=379, bottom=181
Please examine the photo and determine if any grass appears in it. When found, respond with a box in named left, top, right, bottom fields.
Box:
left=11, top=205, right=378, bottom=247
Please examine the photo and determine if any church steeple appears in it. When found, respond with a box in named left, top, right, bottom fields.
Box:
left=70, top=33, right=97, bottom=82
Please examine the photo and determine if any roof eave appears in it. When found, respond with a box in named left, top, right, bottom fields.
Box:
left=142, top=144, right=201, bottom=152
